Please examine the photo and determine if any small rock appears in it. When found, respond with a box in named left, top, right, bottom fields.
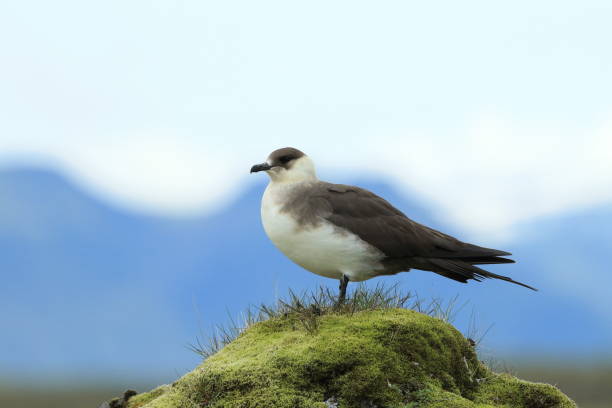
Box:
left=324, top=396, right=339, bottom=408
left=98, top=389, right=138, bottom=408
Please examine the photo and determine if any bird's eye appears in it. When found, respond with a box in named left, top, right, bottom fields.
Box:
left=279, top=155, right=293, bottom=164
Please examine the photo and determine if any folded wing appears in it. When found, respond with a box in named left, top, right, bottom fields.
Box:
left=312, top=183, right=536, bottom=290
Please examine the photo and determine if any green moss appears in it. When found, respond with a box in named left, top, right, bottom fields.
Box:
left=403, top=385, right=481, bottom=407
left=474, top=373, right=575, bottom=408
left=127, top=308, right=575, bottom=408
left=126, top=385, right=169, bottom=407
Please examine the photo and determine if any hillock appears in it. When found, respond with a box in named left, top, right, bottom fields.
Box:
left=106, top=286, right=575, bottom=408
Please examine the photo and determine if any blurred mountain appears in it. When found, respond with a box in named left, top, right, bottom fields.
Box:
left=0, top=167, right=610, bottom=384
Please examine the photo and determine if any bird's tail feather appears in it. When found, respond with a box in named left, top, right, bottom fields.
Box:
left=458, top=256, right=515, bottom=265
left=419, top=258, right=537, bottom=291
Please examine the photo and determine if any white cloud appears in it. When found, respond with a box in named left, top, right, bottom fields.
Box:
left=0, top=132, right=248, bottom=216
left=4, top=119, right=612, bottom=329
left=2, top=114, right=611, bottom=242
left=364, top=113, right=612, bottom=240
left=62, top=134, right=245, bottom=215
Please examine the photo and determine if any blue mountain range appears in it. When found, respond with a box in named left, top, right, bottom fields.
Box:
left=0, top=168, right=610, bottom=384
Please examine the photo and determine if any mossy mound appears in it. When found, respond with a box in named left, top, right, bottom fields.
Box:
left=124, top=308, right=574, bottom=408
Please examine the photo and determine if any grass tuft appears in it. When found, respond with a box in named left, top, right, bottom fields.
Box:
left=189, top=283, right=463, bottom=360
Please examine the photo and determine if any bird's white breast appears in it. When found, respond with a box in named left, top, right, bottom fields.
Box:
left=261, top=182, right=384, bottom=282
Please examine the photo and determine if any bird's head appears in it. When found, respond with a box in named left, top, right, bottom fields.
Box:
left=250, top=147, right=317, bottom=183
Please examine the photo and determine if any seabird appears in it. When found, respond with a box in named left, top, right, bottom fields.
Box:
left=250, top=147, right=536, bottom=301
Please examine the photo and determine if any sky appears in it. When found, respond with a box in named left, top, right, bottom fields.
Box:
left=1, top=1, right=612, bottom=240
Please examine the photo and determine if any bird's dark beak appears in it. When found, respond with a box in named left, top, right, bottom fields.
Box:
left=250, top=163, right=272, bottom=173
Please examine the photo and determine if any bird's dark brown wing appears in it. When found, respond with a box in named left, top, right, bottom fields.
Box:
left=311, top=183, right=536, bottom=290
left=313, top=182, right=505, bottom=259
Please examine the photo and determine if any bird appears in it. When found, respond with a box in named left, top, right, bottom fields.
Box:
left=250, top=147, right=536, bottom=301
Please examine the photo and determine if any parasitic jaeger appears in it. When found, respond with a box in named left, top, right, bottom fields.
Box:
left=250, top=147, right=536, bottom=300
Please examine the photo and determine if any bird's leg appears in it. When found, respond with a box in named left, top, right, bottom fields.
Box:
left=338, top=275, right=350, bottom=303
